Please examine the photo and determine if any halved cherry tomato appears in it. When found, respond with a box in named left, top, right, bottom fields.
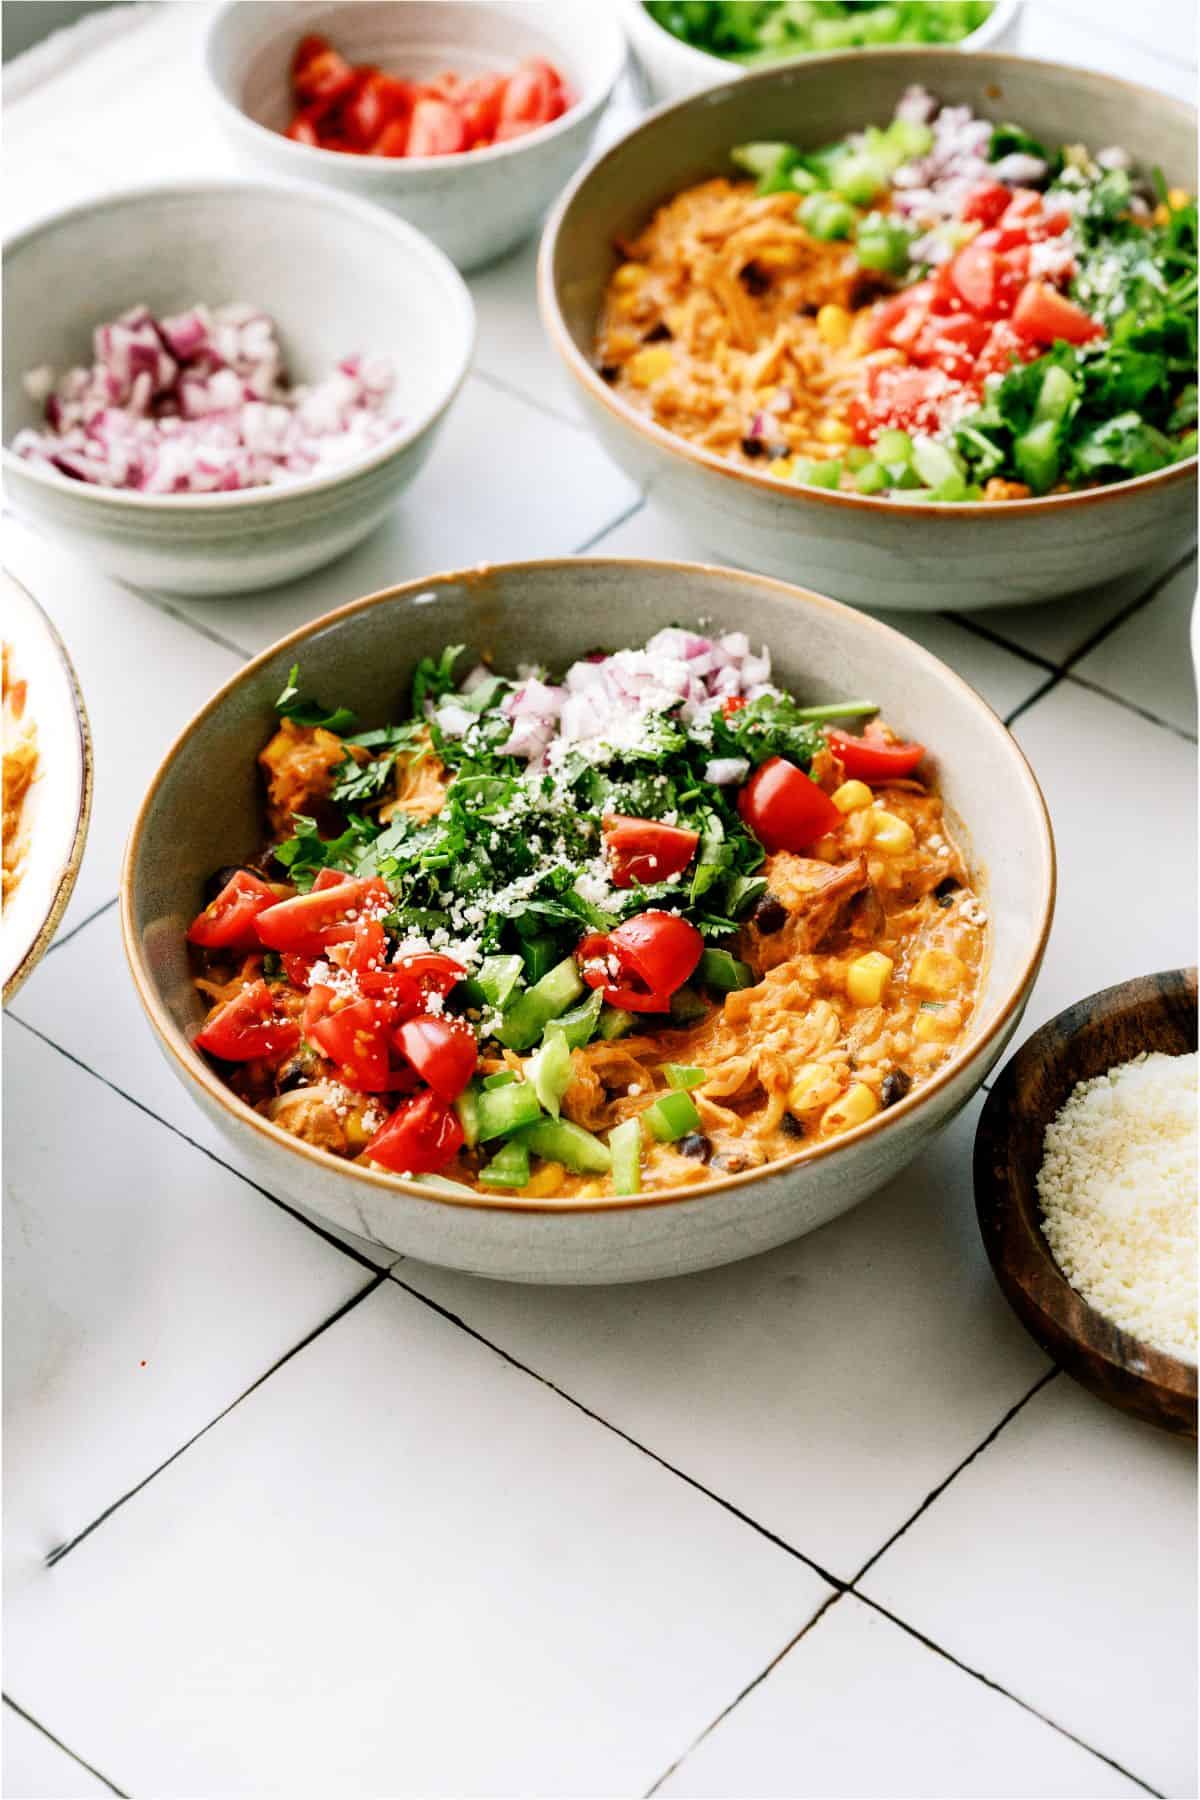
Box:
left=603, top=816, right=700, bottom=890
left=364, top=1089, right=464, bottom=1174
left=303, top=982, right=334, bottom=1035
left=827, top=724, right=925, bottom=782
left=348, top=916, right=388, bottom=976
left=407, top=96, right=466, bottom=157
left=577, top=912, right=703, bottom=1013
left=738, top=756, right=841, bottom=853
left=281, top=952, right=314, bottom=987
left=1012, top=281, right=1104, bottom=346
left=187, top=871, right=279, bottom=951
left=960, top=181, right=1012, bottom=227
left=395, top=1015, right=478, bottom=1102
left=195, top=980, right=300, bottom=1063
left=254, top=876, right=390, bottom=957
left=309, top=996, right=397, bottom=1092
left=360, top=951, right=464, bottom=1004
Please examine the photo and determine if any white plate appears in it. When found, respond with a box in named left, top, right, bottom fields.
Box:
left=2, top=568, right=92, bottom=1000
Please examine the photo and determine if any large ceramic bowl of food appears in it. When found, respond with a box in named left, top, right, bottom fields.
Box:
left=620, top=0, right=1016, bottom=106
left=203, top=0, right=626, bottom=273
left=122, top=558, right=1054, bottom=1283
left=2, top=179, right=474, bottom=597
left=2, top=570, right=92, bottom=1003
left=539, top=52, right=1197, bottom=610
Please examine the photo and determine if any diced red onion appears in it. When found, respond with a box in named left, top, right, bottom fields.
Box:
left=704, top=756, right=750, bottom=786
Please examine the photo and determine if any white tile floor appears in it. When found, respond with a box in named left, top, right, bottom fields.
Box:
left=2, top=5, right=1196, bottom=1798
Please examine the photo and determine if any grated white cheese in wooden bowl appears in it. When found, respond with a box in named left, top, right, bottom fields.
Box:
left=1037, top=1052, right=1198, bottom=1363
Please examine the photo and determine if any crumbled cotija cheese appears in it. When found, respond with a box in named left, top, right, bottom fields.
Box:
left=1037, top=1051, right=1198, bottom=1361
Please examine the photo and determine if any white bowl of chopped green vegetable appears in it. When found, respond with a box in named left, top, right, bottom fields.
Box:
left=620, top=1, right=1017, bottom=106
left=123, top=557, right=1054, bottom=1283
left=541, top=50, right=1197, bottom=609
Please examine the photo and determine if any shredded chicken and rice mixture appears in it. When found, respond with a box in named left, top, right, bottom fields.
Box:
left=2, top=645, right=37, bottom=905
left=187, top=629, right=986, bottom=1200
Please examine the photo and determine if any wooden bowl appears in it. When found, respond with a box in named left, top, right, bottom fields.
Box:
left=975, top=970, right=1198, bottom=1437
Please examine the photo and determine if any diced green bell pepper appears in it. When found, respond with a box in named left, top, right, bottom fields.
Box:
left=478, top=1140, right=531, bottom=1189
left=798, top=193, right=857, bottom=241
left=792, top=457, right=842, bottom=489
left=912, top=436, right=966, bottom=491
left=1013, top=417, right=1061, bottom=493
left=474, top=954, right=525, bottom=1009
left=515, top=1117, right=611, bottom=1175
left=698, top=947, right=755, bottom=993
left=855, top=461, right=888, bottom=494
left=475, top=1080, right=544, bottom=1142
left=496, top=956, right=586, bottom=1051
left=641, top=1090, right=702, bottom=1143
left=519, top=933, right=560, bottom=985
left=527, top=1030, right=573, bottom=1118
left=668, top=986, right=709, bottom=1025
left=1033, top=364, right=1078, bottom=426
left=874, top=428, right=914, bottom=465
left=855, top=212, right=913, bottom=274
left=545, top=989, right=604, bottom=1051
left=598, top=1004, right=638, bottom=1040
left=663, top=1064, right=706, bottom=1091
left=482, top=1069, right=518, bottom=1089
left=730, top=140, right=800, bottom=195
left=609, top=1117, right=642, bottom=1197
left=453, top=1082, right=481, bottom=1149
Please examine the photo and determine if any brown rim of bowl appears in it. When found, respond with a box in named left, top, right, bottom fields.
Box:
left=3, top=577, right=93, bottom=1005
left=120, top=554, right=1056, bottom=1216
left=537, top=48, right=1198, bottom=521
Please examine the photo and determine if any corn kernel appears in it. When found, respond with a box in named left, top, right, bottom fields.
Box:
left=849, top=313, right=874, bottom=354
left=816, top=417, right=853, bottom=445
left=816, top=303, right=851, bottom=348
left=911, top=949, right=966, bottom=996
left=343, top=1109, right=374, bottom=1152
left=628, top=345, right=673, bottom=387
left=846, top=951, right=894, bottom=1007
left=915, top=1008, right=957, bottom=1043
left=770, top=457, right=794, bottom=480
left=870, top=810, right=915, bottom=854
left=787, top=1063, right=841, bottom=1114
left=612, top=262, right=646, bottom=293
left=1168, top=187, right=1189, bottom=210
left=822, top=1082, right=880, bottom=1135
left=523, top=1160, right=567, bottom=1198
left=1153, top=202, right=1171, bottom=226
left=832, top=779, right=873, bottom=814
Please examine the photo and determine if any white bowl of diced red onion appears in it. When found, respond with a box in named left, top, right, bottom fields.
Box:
left=2, top=179, right=474, bottom=597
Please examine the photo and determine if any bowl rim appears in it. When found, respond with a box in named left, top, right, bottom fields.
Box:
left=201, top=0, right=627, bottom=178
left=973, top=967, right=1198, bottom=1417
left=2, top=570, right=93, bottom=1004
left=121, top=553, right=1057, bottom=1218
left=1, top=176, right=476, bottom=514
left=537, top=47, right=1198, bottom=521
left=619, top=0, right=1018, bottom=79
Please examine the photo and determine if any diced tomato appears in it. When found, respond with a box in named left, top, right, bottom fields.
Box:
left=603, top=815, right=700, bottom=890
left=960, top=181, right=1012, bottom=227
left=312, top=868, right=350, bottom=891
left=187, top=871, right=279, bottom=951
left=281, top=953, right=314, bottom=987
left=496, top=58, right=563, bottom=139
left=285, top=109, right=322, bottom=147
left=348, top=916, right=388, bottom=976
left=861, top=364, right=955, bottom=439
left=738, top=756, right=841, bottom=853
left=1000, top=188, right=1043, bottom=223
left=372, top=117, right=411, bottom=157
left=457, top=73, right=506, bottom=147
left=394, top=1015, right=478, bottom=1102
left=359, top=951, right=465, bottom=1013
left=303, top=982, right=334, bottom=1035
left=973, top=319, right=1036, bottom=384
left=254, top=877, right=390, bottom=957
left=1012, top=281, right=1104, bottom=346
left=309, top=995, right=398, bottom=1092
left=291, top=47, right=357, bottom=113
left=291, top=33, right=332, bottom=78
left=364, top=1089, right=464, bottom=1175
left=343, top=71, right=412, bottom=149
left=407, top=96, right=466, bottom=157
left=827, top=724, right=925, bottom=782
left=912, top=312, right=990, bottom=382
left=195, top=980, right=300, bottom=1063
left=721, top=695, right=747, bottom=718
left=577, top=912, right=703, bottom=1013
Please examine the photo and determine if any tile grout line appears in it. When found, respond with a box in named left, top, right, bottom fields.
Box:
left=5, top=1013, right=391, bottom=1277
left=1058, top=549, right=1197, bottom=675
left=855, top=1594, right=1165, bottom=1799
left=571, top=493, right=647, bottom=554
left=387, top=1270, right=847, bottom=1592
left=847, top=1366, right=1060, bottom=1587
left=43, top=893, right=118, bottom=957
left=1003, top=669, right=1060, bottom=730
left=132, top=585, right=253, bottom=660
left=1065, top=670, right=1197, bottom=745
left=641, top=1588, right=847, bottom=1799
left=42, top=1274, right=388, bottom=1571
left=1, top=1695, right=128, bottom=1798
left=471, top=364, right=586, bottom=432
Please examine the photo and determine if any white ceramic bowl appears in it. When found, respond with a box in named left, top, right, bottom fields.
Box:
left=2, top=569, right=92, bottom=1003
left=203, top=1, right=627, bottom=273
left=2, top=180, right=474, bottom=598
left=620, top=0, right=1018, bottom=104
left=123, top=558, right=1055, bottom=1285
left=539, top=51, right=1198, bottom=611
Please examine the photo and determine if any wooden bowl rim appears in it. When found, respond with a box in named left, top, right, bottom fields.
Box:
left=975, top=969, right=1198, bottom=1420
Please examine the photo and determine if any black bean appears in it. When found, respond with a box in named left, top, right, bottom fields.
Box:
left=203, top=864, right=258, bottom=904
left=739, top=260, right=770, bottom=297
left=881, top=1069, right=912, bottom=1109
left=277, top=1063, right=312, bottom=1094
left=754, top=893, right=788, bottom=934
left=677, top=1132, right=712, bottom=1162
left=934, top=876, right=960, bottom=906
left=781, top=1112, right=805, bottom=1138
left=740, top=436, right=766, bottom=458
left=766, top=443, right=792, bottom=461
left=598, top=363, right=620, bottom=384
left=642, top=320, right=673, bottom=342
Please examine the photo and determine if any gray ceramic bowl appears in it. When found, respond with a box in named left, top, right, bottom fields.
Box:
left=122, top=558, right=1055, bottom=1284
left=2, top=180, right=474, bottom=597
left=539, top=51, right=1198, bottom=611
left=203, top=0, right=626, bottom=273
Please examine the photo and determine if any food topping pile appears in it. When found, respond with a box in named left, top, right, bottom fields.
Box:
left=187, top=630, right=985, bottom=1199
left=2, top=645, right=37, bottom=905
left=645, top=1, right=995, bottom=62
left=284, top=32, right=572, bottom=157
left=1038, top=1052, right=1197, bottom=1362
left=14, top=304, right=396, bottom=495
left=595, top=87, right=1197, bottom=500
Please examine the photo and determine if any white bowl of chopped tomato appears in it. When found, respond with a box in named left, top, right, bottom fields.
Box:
left=203, top=1, right=626, bottom=272
left=122, top=557, right=1054, bottom=1283
left=540, top=50, right=1197, bottom=610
